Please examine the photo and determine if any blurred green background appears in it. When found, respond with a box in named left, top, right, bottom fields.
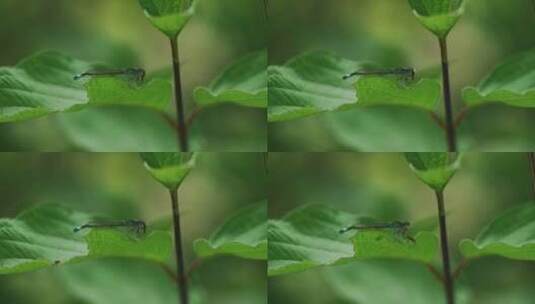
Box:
left=268, top=152, right=535, bottom=303
left=268, top=0, right=535, bottom=151
left=0, top=152, right=266, bottom=304
left=0, top=0, right=267, bottom=151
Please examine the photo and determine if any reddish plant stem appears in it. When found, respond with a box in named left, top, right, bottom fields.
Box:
left=170, top=36, right=189, bottom=151
left=438, top=37, right=457, bottom=152
left=170, top=190, right=189, bottom=304
left=435, top=190, right=455, bottom=304
left=426, top=263, right=445, bottom=284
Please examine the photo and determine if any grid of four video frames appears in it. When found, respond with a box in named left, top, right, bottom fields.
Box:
left=1, top=0, right=535, bottom=303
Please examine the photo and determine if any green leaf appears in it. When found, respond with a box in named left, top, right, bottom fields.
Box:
left=268, top=51, right=440, bottom=122
left=268, top=204, right=438, bottom=276
left=325, top=260, right=471, bottom=304
left=0, top=204, right=172, bottom=275
left=459, top=202, right=535, bottom=260
left=138, top=0, right=196, bottom=38
left=408, top=0, right=465, bottom=38
left=57, top=107, right=178, bottom=152
left=326, top=107, right=447, bottom=151
left=194, top=50, right=267, bottom=109
left=405, top=152, right=460, bottom=191
left=0, top=51, right=171, bottom=123
left=140, top=152, right=196, bottom=190
left=193, top=201, right=267, bottom=260
left=58, top=259, right=204, bottom=304
left=462, top=48, right=535, bottom=108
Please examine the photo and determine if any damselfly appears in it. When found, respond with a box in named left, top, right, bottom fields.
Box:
left=339, top=220, right=415, bottom=242
left=73, top=68, right=146, bottom=82
left=73, top=219, right=147, bottom=235
left=342, top=67, right=416, bottom=81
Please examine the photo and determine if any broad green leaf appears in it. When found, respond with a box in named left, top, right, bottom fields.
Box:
left=408, top=0, right=465, bottom=38
left=194, top=50, right=267, bottom=109
left=268, top=51, right=440, bottom=122
left=459, top=202, right=535, bottom=260
left=57, top=107, right=178, bottom=152
left=326, top=107, right=447, bottom=151
left=325, top=260, right=471, bottom=304
left=0, top=204, right=172, bottom=275
left=138, top=0, right=196, bottom=38
left=140, top=152, right=196, bottom=190
left=462, top=48, right=535, bottom=108
left=58, top=259, right=204, bottom=304
left=405, top=152, right=460, bottom=191
left=193, top=201, right=267, bottom=260
left=268, top=204, right=438, bottom=276
left=0, top=51, right=171, bottom=123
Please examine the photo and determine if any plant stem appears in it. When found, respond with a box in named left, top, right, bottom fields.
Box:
left=435, top=190, right=455, bottom=304
left=529, top=152, right=535, bottom=200
left=169, top=190, right=189, bottom=304
left=170, top=36, right=189, bottom=152
left=438, top=37, right=457, bottom=152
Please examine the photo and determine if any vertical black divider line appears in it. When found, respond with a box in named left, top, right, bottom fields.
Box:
left=170, top=36, right=189, bottom=151
left=170, top=190, right=189, bottom=304
left=529, top=152, right=535, bottom=200
left=438, top=37, right=457, bottom=152
left=435, top=190, right=455, bottom=304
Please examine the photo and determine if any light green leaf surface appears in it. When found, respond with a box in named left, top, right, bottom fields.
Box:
left=405, top=152, right=460, bottom=191
left=459, top=203, right=535, bottom=260
left=57, top=107, right=178, bottom=152
left=140, top=152, right=196, bottom=190
left=326, top=107, right=446, bottom=152
left=194, top=201, right=267, bottom=260
left=325, top=260, right=470, bottom=304
left=138, top=0, right=196, bottom=38
left=462, top=48, right=535, bottom=108
left=58, top=259, right=204, bottom=304
left=194, top=50, right=267, bottom=108
left=408, top=0, right=465, bottom=38
left=268, top=51, right=440, bottom=122
left=0, top=204, right=172, bottom=275
left=0, top=51, right=171, bottom=123
left=268, top=204, right=438, bottom=276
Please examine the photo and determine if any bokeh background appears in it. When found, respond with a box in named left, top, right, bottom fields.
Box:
left=268, top=152, right=535, bottom=303
left=0, top=152, right=267, bottom=304
left=0, top=0, right=267, bottom=151
left=268, top=0, right=535, bottom=151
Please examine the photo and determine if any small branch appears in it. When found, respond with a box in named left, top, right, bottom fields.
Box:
left=161, top=263, right=179, bottom=283
left=454, top=107, right=469, bottom=128
left=169, top=36, right=189, bottom=152
left=426, top=263, right=445, bottom=284
left=170, top=190, right=189, bottom=304
left=162, top=112, right=179, bottom=130
left=186, top=258, right=203, bottom=277
left=528, top=153, right=535, bottom=201
left=452, top=258, right=469, bottom=280
left=185, top=107, right=203, bottom=129
left=435, top=190, right=455, bottom=304
left=430, top=112, right=446, bottom=130
left=438, top=37, right=458, bottom=152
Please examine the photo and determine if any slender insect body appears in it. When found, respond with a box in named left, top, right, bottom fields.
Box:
left=342, top=68, right=416, bottom=81
left=339, top=220, right=415, bottom=242
left=73, top=219, right=147, bottom=235
left=73, top=68, right=146, bottom=82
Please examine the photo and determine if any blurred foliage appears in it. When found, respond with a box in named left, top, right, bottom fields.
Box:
left=268, top=0, right=535, bottom=151
left=0, top=0, right=266, bottom=151
left=0, top=152, right=266, bottom=303
left=268, top=152, right=535, bottom=303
